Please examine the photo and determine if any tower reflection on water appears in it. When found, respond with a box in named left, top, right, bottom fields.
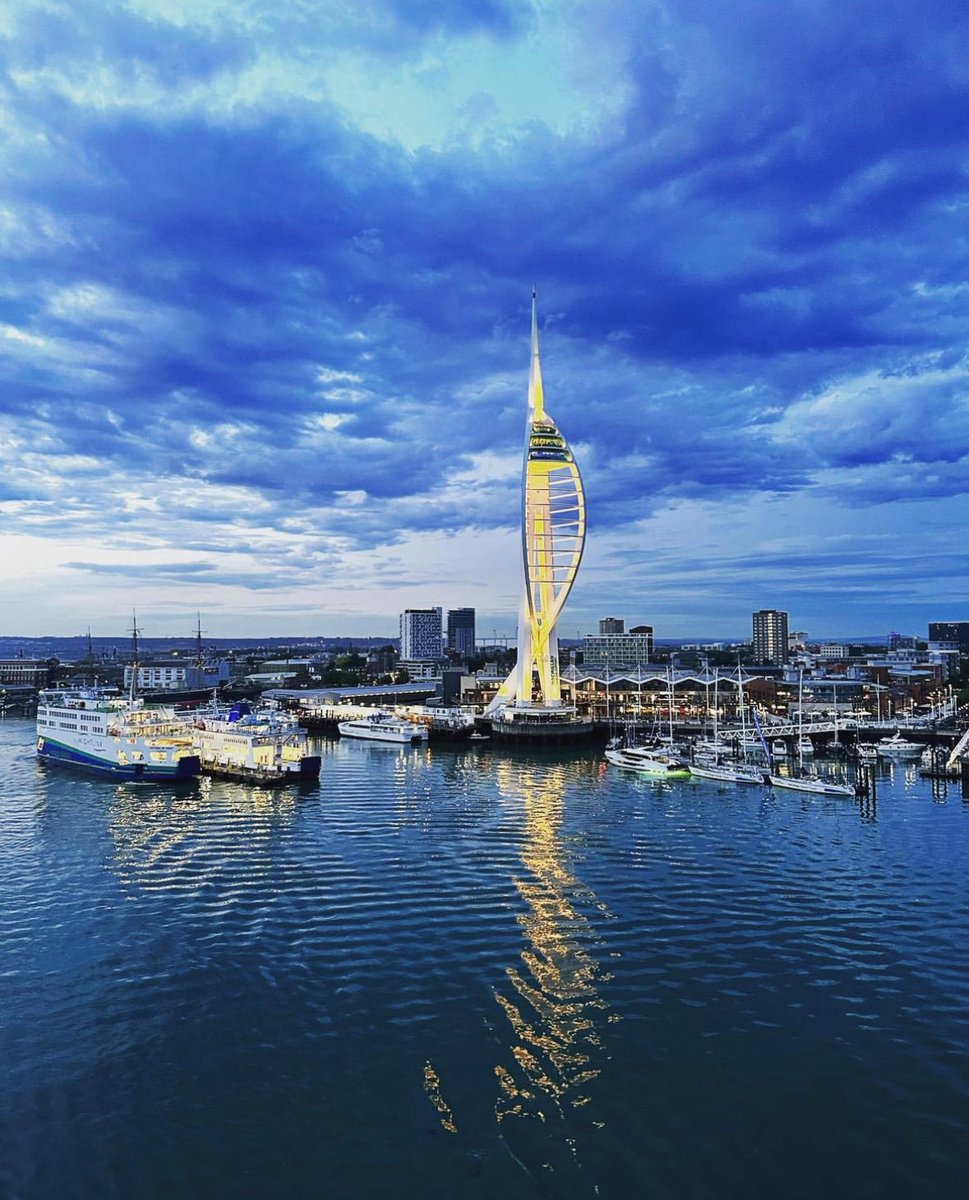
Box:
left=492, top=759, right=615, bottom=1175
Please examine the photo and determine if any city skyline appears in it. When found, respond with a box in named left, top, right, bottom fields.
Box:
left=3, top=2, right=969, bottom=638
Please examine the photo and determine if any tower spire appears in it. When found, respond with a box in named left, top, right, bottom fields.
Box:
left=529, top=288, right=545, bottom=423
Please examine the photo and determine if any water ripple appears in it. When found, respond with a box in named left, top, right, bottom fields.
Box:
left=1, top=722, right=968, bottom=1197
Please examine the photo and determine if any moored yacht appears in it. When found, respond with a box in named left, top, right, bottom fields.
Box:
left=876, top=731, right=922, bottom=757
left=768, top=768, right=858, bottom=797
left=690, top=757, right=769, bottom=785
left=338, top=712, right=428, bottom=744
left=605, top=743, right=691, bottom=778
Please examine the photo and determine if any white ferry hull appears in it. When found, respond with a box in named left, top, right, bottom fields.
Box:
left=37, top=734, right=200, bottom=780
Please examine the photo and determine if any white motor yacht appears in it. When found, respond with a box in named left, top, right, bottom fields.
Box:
left=605, top=745, right=690, bottom=778
left=876, top=732, right=922, bottom=757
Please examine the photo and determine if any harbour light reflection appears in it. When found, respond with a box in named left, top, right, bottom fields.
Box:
left=492, top=759, right=614, bottom=1180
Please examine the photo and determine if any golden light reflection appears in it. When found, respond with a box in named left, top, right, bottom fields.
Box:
left=492, top=759, right=613, bottom=1144
left=423, top=1061, right=458, bottom=1134
left=106, top=776, right=301, bottom=893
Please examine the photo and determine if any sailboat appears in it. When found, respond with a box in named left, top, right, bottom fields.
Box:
left=769, top=668, right=856, bottom=797
left=691, top=666, right=767, bottom=785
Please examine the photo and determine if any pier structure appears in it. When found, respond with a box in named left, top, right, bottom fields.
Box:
left=486, top=293, right=592, bottom=744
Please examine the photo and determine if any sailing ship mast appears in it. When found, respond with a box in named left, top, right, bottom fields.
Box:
left=128, top=612, right=140, bottom=704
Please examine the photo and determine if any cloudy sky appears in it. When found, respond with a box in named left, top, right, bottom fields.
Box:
left=2, top=0, right=968, bottom=640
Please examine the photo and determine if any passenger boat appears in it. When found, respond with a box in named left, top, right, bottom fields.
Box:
left=36, top=689, right=201, bottom=780
left=190, top=701, right=321, bottom=783
left=605, top=744, right=691, bottom=778
left=337, top=712, right=428, bottom=743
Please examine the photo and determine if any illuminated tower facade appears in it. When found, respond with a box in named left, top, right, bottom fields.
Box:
left=487, top=293, right=587, bottom=723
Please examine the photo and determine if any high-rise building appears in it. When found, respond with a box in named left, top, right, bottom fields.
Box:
left=485, top=293, right=586, bottom=719
left=599, top=617, right=624, bottom=635
left=446, top=608, right=476, bottom=659
left=400, top=608, right=443, bottom=662
left=752, top=609, right=789, bottom=664
left=928, top=622, right=969, bottom=652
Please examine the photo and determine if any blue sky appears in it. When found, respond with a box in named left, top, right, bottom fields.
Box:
left=2, top=0, right=969, bottom=640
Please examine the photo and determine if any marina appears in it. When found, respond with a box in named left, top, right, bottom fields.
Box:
left=2, top=716, right=969, bottom=1198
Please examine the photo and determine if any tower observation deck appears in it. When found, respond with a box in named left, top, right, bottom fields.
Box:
left=486, top=292, right=592, bottom=742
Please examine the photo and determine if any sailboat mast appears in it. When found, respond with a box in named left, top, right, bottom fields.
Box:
left=129, top=612, right=140, bottom=704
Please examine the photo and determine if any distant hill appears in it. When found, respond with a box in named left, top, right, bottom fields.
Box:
left=0, top=635, right=399, bottom=661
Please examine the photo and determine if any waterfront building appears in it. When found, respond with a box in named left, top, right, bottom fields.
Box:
left=400, top=608, right=443, bottom=662
left=752, top=609, right=789, bottom=665
left=123, top=659, right=230, bottom=692
left=485, top=293, right=589, bottom=740
left=599, top=617, right=624, bottom=635
left=0, top=658, right=58, bottom=687
left=582, top=625, right=654, bottom=666
left=396, top=659, right=441, bottom=680
left=446, top=608, right=476, bottom=659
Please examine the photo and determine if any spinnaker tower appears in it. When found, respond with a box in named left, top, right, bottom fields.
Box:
left=486, top=292, right=592, bottom=742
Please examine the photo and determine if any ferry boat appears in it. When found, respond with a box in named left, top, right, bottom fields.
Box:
left=36, top=689, right=201, bottom=780
left=337, top=712, right=428, bottom=744
left=190, top=701, right=321, bottom=783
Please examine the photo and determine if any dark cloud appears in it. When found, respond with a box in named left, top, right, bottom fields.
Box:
left=2, top=0, right=969, bottom=631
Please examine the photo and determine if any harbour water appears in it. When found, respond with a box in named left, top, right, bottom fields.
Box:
left=2, top=715, right=968, bottom=1198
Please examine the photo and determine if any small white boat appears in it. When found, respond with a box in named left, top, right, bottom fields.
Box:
left=798, top=737, right=815, bottom=757
left=876, top=732, right=922, bottom=757
left=769, top=771, right=857, bottom=797
left=338, top=712, right=428, bottom=743
left=856, top=743, right=878, bottom=761
left=605, top=745, right=690, bottom=778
